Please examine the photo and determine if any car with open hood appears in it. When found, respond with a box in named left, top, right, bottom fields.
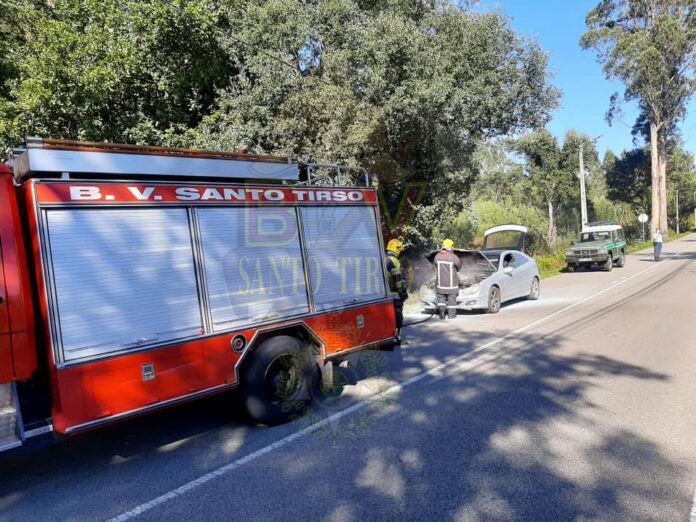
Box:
left=419, top=225, right=540, bottom=314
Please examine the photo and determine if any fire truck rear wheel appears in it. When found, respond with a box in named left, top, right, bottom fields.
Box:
left=242, top=335, right=316, bottom=426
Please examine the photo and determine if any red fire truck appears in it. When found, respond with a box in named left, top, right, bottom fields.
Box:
left=0, top=138, right=397, bottom=452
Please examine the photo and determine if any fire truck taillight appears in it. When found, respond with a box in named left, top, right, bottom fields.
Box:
left=231, top=335, right=247, bottom=353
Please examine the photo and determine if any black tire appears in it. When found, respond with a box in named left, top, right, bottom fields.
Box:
left=616, top=250, right=626, bottom=268
left=528, top=277, right=540, bottom=300
left=486, top=286, right=501, bottom=314
left=566, top=264, right=575, bottom=273
left=241, top=335, right=316, bottom=425
left=311, top=364, right=351, bottom=405
left=604, top=255, right=613, bottom=272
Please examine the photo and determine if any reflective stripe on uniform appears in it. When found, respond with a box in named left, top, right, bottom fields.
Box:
left=436, top=260, right=458, bottom=290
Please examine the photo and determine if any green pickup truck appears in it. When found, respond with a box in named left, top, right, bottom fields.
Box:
left=565, top=222, right=627, bottom=272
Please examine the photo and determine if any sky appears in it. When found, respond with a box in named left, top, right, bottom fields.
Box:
left=476, top=0, right=696, bottom=158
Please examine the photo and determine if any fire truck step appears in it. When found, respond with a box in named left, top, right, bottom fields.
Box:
left=0, top=406, right=20, bottom=451
left=0, top=383, right=12, bottom=409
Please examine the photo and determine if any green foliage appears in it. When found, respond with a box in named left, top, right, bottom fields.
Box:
left=581, top=1, right=696, bottom=130
left=435, top=209, right=476, bottom=250
left=535, top=252, right=566, bottom=280
left=511, top=129, right=587, bottom=250
left=0, top=0, right=561, bottom=243
left=666, top=144, right=696, bottom=231
left=582, top=1, right=696, bottom=235
left=192, top=1, right=561, bottom=244
left=604, top=146, right=651, bottom=213
left=0, top=0, right=232, bottom=155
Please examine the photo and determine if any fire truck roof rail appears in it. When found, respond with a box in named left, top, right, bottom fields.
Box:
left=11, top=137, right=300, bottom=183
left=297, top=162, right=373, bottom=188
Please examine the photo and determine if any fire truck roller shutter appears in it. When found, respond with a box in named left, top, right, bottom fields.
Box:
left=44, top=208, right=203, bottom=362
left=300, top=207, right=387, bottom=311
left=196, top=207, right=310, bottom=330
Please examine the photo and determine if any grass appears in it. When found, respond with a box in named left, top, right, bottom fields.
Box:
left=535, top=230, right=694, bottom=280
left=536, top=252, right=567, bottom=280
left=625, top=231, right=691, bottom=254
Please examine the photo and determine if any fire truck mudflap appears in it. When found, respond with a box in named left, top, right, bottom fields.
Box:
left=3, top=139, right=397, bottom=435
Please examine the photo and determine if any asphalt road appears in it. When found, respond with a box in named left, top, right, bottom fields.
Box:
left=2, top=236, right=696, bottom=521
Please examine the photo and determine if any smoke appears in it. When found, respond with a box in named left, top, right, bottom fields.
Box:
left=404, top=255, right=435, bottom=290
left=404, top=250, right=492, bottom=291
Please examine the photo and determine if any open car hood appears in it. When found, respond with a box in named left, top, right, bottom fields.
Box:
left=424, top=249, right=496, bottom=271
left=482, top=224, right=528, bottom=252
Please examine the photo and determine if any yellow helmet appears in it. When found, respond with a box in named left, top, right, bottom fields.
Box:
left=442, top=238, right=454, bottom=250
left=386, top=238, right=404, bottom=255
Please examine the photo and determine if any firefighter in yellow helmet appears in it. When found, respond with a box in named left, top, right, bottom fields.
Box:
left=434, top=238, right=461, bottom=319
left=385, top=238, right=408, bottom=339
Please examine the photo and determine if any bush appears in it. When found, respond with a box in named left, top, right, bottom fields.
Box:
left=437, top=209, right=476, bottom=249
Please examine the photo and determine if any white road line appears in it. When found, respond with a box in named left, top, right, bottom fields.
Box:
left=108, top=258, right=670, bottom=522
left=691, top=486, right=696, bottom=521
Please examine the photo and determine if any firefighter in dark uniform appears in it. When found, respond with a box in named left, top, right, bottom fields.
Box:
left=385, top=239, right=408, bottom=339
left=434, top=238, right=461, bottom=319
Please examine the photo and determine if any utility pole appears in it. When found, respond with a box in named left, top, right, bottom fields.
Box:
left=578, top=142, right=588, bottom=228
left=578, top=135, right=601, bottom=229
left=676, top=189, right=680, bottom=234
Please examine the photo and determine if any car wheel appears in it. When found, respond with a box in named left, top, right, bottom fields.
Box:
left=616, top=250, right=626, bottom=268
left=242, top=335, right=316, bottom=425
left=486, top=286, right=501, bottom=314
left=604, top=256, right=613, bottom=272
left=528, top=277, right=540, bottom=300
left=566, top=264, right=575, bottom=273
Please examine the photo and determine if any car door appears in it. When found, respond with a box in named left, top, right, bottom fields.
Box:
left=498, top=251, right=518, bottom=300
left=511, top=254, right=534, bottom=298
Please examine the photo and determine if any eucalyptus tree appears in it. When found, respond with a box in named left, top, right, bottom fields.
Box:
left=581, top=1, right=696, bottom=236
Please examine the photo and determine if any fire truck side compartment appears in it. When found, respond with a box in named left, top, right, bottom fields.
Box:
left=22, top=179, right=394, bottom=433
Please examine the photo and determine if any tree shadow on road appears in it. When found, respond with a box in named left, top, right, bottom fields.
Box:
left=0, top=327, right=689, bottom=521
left=221, top=328, right=688, bottom=522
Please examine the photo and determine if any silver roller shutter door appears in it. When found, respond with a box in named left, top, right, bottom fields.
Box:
left=300, top=207, right=386, bottom=311
left=197, top=207, right=310, bottom=330
left=45, top=208, right=203, bottom=362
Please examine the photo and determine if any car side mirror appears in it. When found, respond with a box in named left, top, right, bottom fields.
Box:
left=503, top=266, right=513, bottom=274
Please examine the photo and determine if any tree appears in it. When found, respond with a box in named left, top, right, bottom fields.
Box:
left=513, top=130, right=579, bottom=251
left=665, top=144, right=696, bottom=230
left=581, top=1, right=696, bottom=237
left=604, top=147, right=652, bottom=215
left=471, top=143, right=530, bottom=205
left=0, top=0, right=232, bottom=155
left=604, top=141, right=695, bottom=232
left=0, top=1, right=560, bottom=245
left=195, top=1, right=560, bottom=246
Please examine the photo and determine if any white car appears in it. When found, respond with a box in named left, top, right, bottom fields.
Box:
left=419, top=225, right=540, bottom=314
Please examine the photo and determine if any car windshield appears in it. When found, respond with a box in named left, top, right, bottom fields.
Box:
left=580, top=231, right=611, bottom=242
